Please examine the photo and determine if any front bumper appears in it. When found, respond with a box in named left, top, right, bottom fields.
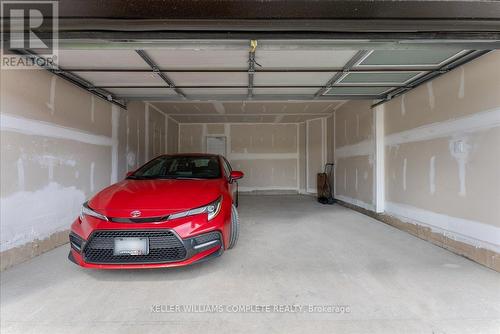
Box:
left=68, top=229, right=223, bottom=269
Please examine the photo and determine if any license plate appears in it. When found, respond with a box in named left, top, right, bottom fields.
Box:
left=113, top=237, right=149, bottom=256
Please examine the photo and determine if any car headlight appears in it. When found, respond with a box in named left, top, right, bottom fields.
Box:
left=168, top=196, right=222, bottom=221
left=80, top=202, right=108, bottom=221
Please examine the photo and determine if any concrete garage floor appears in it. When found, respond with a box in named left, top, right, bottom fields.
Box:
left=1, top=195, right=499, bottom=334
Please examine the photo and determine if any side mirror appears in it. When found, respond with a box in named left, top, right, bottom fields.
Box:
left=126, top=171, right=134, bottom=177
left=230, top=170, right=244, bottom=181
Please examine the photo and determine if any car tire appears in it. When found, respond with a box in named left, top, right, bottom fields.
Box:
left=228, top=204, right=239, bottom=249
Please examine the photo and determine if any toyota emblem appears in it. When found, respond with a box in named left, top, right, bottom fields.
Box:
left=130, top=210, right=141, bottom=218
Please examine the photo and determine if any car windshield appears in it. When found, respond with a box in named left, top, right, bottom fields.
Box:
left=128, top=156, right=221, bottom=180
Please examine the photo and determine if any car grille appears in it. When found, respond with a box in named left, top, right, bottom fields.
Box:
left=83, top=230, right=186, bottom=264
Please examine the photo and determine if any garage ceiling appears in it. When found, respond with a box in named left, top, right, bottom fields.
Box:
left=7, top=0, right=498, bottom=122
left=55, top=42, right=468, bottom=102
left=45, top=42, right=480, bottom=123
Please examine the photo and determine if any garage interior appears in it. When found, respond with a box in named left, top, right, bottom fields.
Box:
left=1, top=1, right=500, bottom=333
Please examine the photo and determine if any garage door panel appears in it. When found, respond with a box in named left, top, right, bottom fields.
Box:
left=256, top=49, right=358, bottom=69
left=146, top=48, right=248, bottom=69
left=57, top=49, right=149, bottom=70
left=168, top=72, right=248, bottom=86
left=72, top=72, right=165, bottom=86
left=253, top=87, right=318, bottom=95
left=254, top=72, right=336, bottom=86
left=358, top=49, right=464, bottom=67
left=107, top=88, right=177, bottom=97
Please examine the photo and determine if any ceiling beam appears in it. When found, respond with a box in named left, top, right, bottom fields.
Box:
left=135, top=49, right=186, bottom=99
left=314, top=50, right=371, bottom=97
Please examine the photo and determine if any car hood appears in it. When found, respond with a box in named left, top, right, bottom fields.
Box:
left=88, top=178, right=224, bottom=218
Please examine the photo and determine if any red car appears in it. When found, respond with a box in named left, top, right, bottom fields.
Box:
left=68, top=154, right=244, bottom=269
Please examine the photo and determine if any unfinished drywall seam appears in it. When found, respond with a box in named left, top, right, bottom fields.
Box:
left=144, top=103, right=150, bottom=161
left=224, top=124, right=231, bottom=156
left=458, top=67, right=465, bottom=99
left=427, top=82, right=435, bottom=110
left=333, top=112, right=337, bottom=197
left=296, top=123, right=300, bottom=191
left=16, top=158, right=25, bottom=191
left=46, top=75, right=56, bottom=114
left=0, top=114, right=113, bottom=146
left=165, top=114, right=168, bottom=154
left=305, top=119, right=310, bottom=193
left=322, top=117, right=327, bottom=166
left=429, top=156, right=436, bottom=195
left=374, top=104, right=385, bottom=213
left=111, top=105, right=119, bottom=183
left=90, top=95, right=95, bottom=123
left=202, top=124, right=208, bottom=153
left=385, top=107, right=500, bottom=146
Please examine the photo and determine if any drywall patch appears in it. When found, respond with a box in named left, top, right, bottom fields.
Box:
left=458, top=67, right=465, bottom=99
left=16, top=157, right=25, bottom=191
left=427, top=81, right=435, bottom=110
left=429, top=156, right=436, bottom=195
left=449, top=137, right=470, bottom=197
left=213, top=102, right=226, bottom=114
left=355, top=168, right=358, bottom=191
left=0, top=182, right=85, bottom=252
left=356, top=114, right=360, bottom=137
left=401, top=94, right=406, bottom=116
left=344, top=119, right=348, bottom=142
left=90, top=162, right=95, bottom=192
left=46, top=75, right=56, bottom=114
left=344, top=168, right=347, bottom=190
left=90, top=95, right=95, bottom=123
left=403, top=158, right=407, bottom=191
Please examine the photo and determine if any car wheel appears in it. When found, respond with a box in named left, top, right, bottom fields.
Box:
left=228, top=204, right=239, bottom=249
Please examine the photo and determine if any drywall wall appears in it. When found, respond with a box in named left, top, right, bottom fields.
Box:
left=178, top=121, right=330, bottom=193
left=0, top=68, right=123, bottom=269
left=0, top=72, right=178, bottom=269
left=383, top=50, right=500, bottom=253
left=333, top=100, right=375, bottom=210
left=333, top=51, right=500, bottom=270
